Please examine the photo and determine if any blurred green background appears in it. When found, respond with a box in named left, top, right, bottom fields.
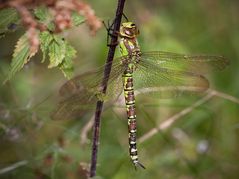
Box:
left=0, top=0, right=239, bottom=178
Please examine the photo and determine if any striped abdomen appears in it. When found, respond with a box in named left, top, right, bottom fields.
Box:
left=122, top=65, right=145, bottom=169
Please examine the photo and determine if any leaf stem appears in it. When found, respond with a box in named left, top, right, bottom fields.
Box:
left=89, top=0, right=126, bottom=177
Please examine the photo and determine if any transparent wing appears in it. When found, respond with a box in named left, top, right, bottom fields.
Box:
left=59, top=60, right=125, bottom=98
left=52, top=59, right=127, bottom=120
left=133, top=51, right=229, bottom=98
left=52, top=51, right=229, bottom=119
left=141, top=51, right=229, bottom=73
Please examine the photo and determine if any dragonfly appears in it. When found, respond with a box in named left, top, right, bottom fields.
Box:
left=52, top=22, right=229, bottom=169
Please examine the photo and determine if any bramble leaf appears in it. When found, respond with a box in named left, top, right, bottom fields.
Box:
left=71, top=11, right=85, bottom=26
left=34, top=6, right=49, bottom=21
left=59, top=58, right=74, bottom=79
left=39, top=31, right=76, bottom=78
left=6, top=34, right=37, bottom=82
left=0, top=8, right=19, bottom=36
left=40, top=31, right=53, bottom=62
left=48, top=35, right=66, bottom=68
left=34, top=6, right=54, bottom=31
left=59, top=43, right=76, bottom=78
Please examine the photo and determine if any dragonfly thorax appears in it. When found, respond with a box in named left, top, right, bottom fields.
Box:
left=119, top=22, right=141, bottom=57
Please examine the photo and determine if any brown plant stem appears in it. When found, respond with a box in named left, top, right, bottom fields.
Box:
left=89, top=0, right=126, bottom=177
left=138, top=89, right=239, bottom=144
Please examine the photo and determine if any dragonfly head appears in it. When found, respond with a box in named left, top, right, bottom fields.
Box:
left=120, top=22, right=140, bottom=38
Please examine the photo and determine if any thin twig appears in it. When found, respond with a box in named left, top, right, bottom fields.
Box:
left=89, top=0, right=126, bottom=177
left=138, top=92, right=214, bottom=143
left=209, top=89, right=239, bottom=104
left=80, top=115, right=94, bottom=145
left=138, top=89, right=239, bottom=143
left=0, top=160, right=28, bottom=175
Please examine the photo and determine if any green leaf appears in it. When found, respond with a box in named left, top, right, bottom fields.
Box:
left=65, top=43, right=77, bottom=60
left=48, top=35, right=66, bottom=68
left=59, top=44, right=76, bottom=78
left=60, top=58, right=74, bottom=79
left=6, top=34, right=36, bottom=82
left=39, top=31, right=76, bottom=78
left=40, top=31, right=53, bottom=62
left=71, top=11, right=85, bottom=26
left=34, top=6, right=49, bottom=21
left=0, top=8, right=19, bottom=35
left=34, top=6, right=55, bottom=31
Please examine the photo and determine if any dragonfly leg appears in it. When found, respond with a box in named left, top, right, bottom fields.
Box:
left=103, top=20, right=119, bottom=47
left=122, top=12, right=129, bottom=22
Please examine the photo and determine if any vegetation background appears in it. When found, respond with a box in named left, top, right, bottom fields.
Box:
left=0, top=0, right=238, bottom=178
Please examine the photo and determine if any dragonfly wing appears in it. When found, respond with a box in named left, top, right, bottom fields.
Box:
left=52, top=59, right=126, bottom=120
left=59, top=60, right=123, bottom=98
left=51, top=91, right=96, bottom=120
left=133, top=55, right=211, bottom=98
left=140, top=51, right=229, bottom=74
